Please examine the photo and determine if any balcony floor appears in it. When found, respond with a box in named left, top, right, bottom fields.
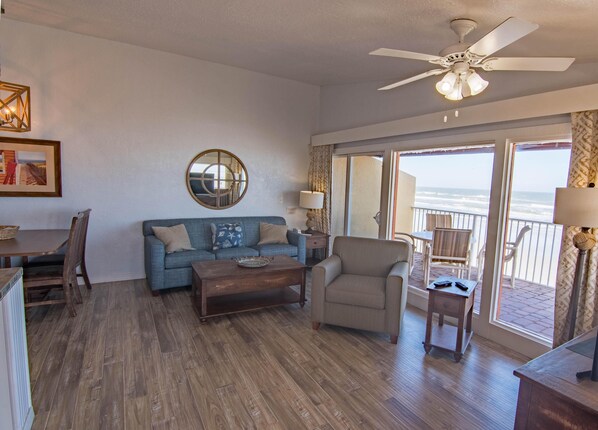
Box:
left=410, top=252, right=555, bottom=340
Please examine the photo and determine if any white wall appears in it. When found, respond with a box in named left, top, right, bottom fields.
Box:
left=0, top=20, right=320, bottom=283
left=318, top=62, right=598, bottom=133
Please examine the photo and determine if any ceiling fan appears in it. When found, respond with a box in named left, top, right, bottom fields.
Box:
left=370, top=17, right=575, bottom=100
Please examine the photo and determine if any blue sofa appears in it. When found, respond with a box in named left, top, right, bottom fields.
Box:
left=143, top=216, right=306, bottom=293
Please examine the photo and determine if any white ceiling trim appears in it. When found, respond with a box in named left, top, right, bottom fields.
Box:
left=311, top=83, right=598, bottom=146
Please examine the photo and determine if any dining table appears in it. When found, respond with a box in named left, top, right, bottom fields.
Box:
left=0, top=229, right=70, bottom=268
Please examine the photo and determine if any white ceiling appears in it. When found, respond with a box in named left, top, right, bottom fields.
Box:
left=3, top=0, right=598, bottom=86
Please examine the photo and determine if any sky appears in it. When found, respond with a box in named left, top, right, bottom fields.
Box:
left=399, top=147, right=570, bottom=194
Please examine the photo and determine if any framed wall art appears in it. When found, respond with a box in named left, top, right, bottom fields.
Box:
left=0, top=137, right=62, bottom=197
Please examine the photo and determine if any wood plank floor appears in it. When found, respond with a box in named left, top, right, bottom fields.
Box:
left=26, top=278, right=527, bottom=430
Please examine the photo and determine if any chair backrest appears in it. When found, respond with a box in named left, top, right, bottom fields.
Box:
left=79, top=208, right=92, bottom=257
left=426, top=214, right=452, bottom=231
left=512, top=225, right=532, bottom=248
left=431, top=228, right=472, bottom=262
left=64, top=210, right=90, bottom=274
left=333, top=236, right=410, bottom=277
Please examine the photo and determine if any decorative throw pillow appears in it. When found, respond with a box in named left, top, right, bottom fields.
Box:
left=152, top=224, right=195, bottom=254
left=258, top=222, right=289, bottom=245
left=211, top=222, right=244, bottom=250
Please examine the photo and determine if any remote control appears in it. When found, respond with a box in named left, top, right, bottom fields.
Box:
left=433, top=281, right=452, bottom=288
left=455, top=281, right=468, bottom=291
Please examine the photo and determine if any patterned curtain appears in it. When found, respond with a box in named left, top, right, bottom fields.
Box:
left=553, top=110, right=598, bottom=347
left=308, top=143, right=333, bottom=235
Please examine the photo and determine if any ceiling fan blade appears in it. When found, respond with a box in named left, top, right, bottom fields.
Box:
left=369, top=48, right=441, bottom=62
left=468, top=17, right=539, bottom=58
left=378, top=69, right=446, bottom=91
left=482, top=57, right=575, bottom=71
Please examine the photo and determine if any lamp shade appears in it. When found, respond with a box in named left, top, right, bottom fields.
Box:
left=299, top=191, right=324, bottom=209
left=553, top=187, right=598, bottom=227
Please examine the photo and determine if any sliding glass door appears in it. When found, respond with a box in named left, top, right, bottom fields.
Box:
left=331, top=154, right=384, bottom=239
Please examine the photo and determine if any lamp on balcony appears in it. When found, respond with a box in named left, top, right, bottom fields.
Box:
left=553, top=183, right=598, bottom=381
left=299, top=191, right=324, bottom=233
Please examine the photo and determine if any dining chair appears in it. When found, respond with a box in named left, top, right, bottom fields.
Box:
left=424, top=228, right=472, bottom=286
left=22, top=211, right=87, bottom=317
left=24, top=209, right=92, bottom=289
left=425, top=214, right=452, bottom=231
left=476, top=225, right=531, bottom=286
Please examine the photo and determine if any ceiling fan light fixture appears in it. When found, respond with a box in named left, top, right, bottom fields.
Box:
left=445, top=79, right=463, bottom=101
left=466, top=71, right=489, bottom=96
left=435, top=72, right=457, bottom=96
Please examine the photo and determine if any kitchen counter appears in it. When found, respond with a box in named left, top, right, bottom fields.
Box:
left=0, top=267, right=22, bottom=300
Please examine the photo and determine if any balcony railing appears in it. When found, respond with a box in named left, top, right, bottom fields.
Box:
left=406, top=206, right=563, bottom=287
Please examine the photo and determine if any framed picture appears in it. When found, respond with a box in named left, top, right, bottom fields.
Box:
left=0, top=137, right=62, bottom=197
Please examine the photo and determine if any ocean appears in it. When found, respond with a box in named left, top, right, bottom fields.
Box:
left=415, top=186, right=555, bottom=222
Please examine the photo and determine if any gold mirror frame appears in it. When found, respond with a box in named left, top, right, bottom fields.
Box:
left=186, top=149, right=248, bottom=209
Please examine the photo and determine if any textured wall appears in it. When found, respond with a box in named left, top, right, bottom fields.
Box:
left=0, top=19, right=319, bottom=283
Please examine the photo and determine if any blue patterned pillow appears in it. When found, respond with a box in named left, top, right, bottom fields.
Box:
left=211, top=222, right=244, bottom=250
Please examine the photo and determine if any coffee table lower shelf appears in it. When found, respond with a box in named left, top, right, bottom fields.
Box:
left=196, top=286, right=302, bottom=322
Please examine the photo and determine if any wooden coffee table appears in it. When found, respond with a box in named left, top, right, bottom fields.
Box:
left=191, top=255, right=306, bottom=322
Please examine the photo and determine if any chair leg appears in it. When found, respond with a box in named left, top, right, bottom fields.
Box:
left=70, top=270, right=83, bottom=304
left=390, top=335, right=398, bottom=344
left=80, top=260, right=92, bottom=290
left=312, top=322, right=320, bottom=330
left=63, top=280, right=77, bottom=317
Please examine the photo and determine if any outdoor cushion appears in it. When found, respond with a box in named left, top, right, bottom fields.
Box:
left=326, top=274, right=386, bottom=310
left=252, top=244, right=298, bottom=258
left=164, top=249, right=215, bottom=269
left=213, top=246, right=259, bottom=259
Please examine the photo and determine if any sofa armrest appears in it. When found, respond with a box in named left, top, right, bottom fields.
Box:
left=287, top=230, right=307, bottom=264
left=311, top=254, right=342, bottom=323
left=385, top=261, right=410, bottom=336
left=144, top=235, right=165, bottom=291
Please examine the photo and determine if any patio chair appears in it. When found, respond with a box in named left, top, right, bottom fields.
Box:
left=476, top=225, right=531, bottom=286
left=424, top=228, right=472, bottom=286
left=425, top=214, right=452, bottom=231
left=394, top=232, right=416, bottom=274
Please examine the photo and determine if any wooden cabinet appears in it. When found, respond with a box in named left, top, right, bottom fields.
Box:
left=0, top=268, right=34, bottom=430
left=514, top=328, right=598, bottom=429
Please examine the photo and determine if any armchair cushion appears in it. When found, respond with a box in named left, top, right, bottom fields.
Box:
left=326, top=274, right=386, bottom=310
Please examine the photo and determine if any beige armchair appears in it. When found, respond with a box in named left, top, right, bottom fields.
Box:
left=311, top=236, right=410, bottom=344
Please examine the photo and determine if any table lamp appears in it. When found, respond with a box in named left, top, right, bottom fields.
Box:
left=553, top=183, right=598, bottom=381
left=299, top=191, right=324, bottom=233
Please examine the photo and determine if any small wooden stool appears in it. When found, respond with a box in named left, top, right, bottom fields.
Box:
left=423, top=276, right=477, bottom=362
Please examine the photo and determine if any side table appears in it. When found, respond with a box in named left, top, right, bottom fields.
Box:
left=423, top=276, right=477, bottom=362
left=304, top=231, right=330, bottom=268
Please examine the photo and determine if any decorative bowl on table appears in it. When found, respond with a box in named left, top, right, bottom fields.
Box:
left=235, top=256, right=272, bottom=268
left=0, top=225, right=19, bottom=240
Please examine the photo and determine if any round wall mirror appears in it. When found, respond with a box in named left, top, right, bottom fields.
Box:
left=186, top=149, right=248, bottom=209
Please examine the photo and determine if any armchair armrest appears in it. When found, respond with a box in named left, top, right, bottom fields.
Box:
left=385, top=261, right=410, bottom=336
left=144, top=235, right=165, bottom=291
left=311, top=254, right=342, bottom=323
left=287, top=230, right=307, bottom=264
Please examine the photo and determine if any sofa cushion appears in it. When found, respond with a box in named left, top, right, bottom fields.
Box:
left=326, top=274, right=386, bottom=310
left=164, top=249, right=215, bottom=269
left=152, top=224, right=195, bottom=254
left=258, top=222, right=289, bottom=245
left=213, top=246, right=259, bottom=260
left=211, top=222, right=244, bottom=250
left=252, top=244, right=298, bottom=258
